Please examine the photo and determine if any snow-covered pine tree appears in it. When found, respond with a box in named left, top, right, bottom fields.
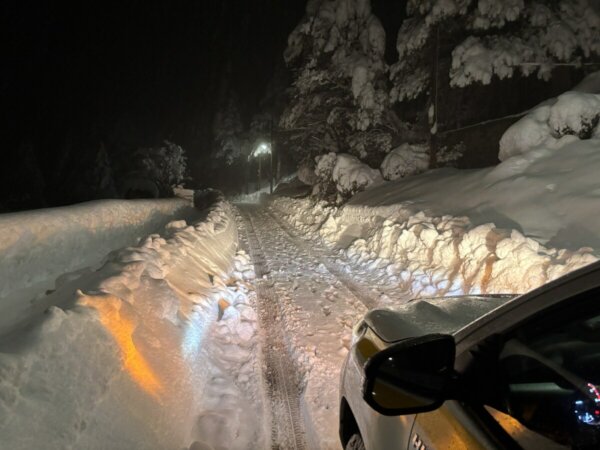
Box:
left=248, top=112, right=272, bottom=153
left=91, top=143, right=117, bottom=198
left=281, top=0, right=396, bottom=170
left=392, top=0, right=600, bottom=103
left=136, top=141, right=188, bottom=195
left=212, top=90, right=245, bottom=166
left=452, top=0, right=600, bottom=87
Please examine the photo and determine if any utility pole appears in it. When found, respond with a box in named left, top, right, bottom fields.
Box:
left=258, top=156, right=262, bottom=191
left=429, top=25, right=440, bottom=167
left=269, top=118, right=274, bottom=194
left=245, top=159, right=249, bottom=194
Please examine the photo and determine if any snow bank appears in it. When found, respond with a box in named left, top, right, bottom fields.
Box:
left=0, top=197, right=262, bottom=449
left=0, top=199, right=193, bottom=314
left=272, top=196, right=595, bottom=298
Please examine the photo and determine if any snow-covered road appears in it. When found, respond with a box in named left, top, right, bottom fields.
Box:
left=236, top=203, right=409, bottom=449
left=5, top=156, right=595, bottom=449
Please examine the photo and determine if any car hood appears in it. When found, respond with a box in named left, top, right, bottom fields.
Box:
left=364, top=295, right=515, bottom=343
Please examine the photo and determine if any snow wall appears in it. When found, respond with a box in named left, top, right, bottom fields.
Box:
left=272, top=197, right=596, bottom=297
left=0, top=196, right=254, bottom=449
left=0, top=198, right=194, bottom=303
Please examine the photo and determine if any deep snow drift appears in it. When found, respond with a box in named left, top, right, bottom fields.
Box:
left=0, top=197, right=264, bottom=450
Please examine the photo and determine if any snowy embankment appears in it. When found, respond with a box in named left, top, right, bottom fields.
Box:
left=0, top=199, right=195, bottom=333
left=0, top=196, right=262, bottom=449
left=272, top=90, right=600, bottom=296
left=274, top=195, right=595, bottom=297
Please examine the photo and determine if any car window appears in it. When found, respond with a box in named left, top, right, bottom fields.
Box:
left=478, top=296, right=600, bottom=449
left=484, top=405, right=568, bottom=450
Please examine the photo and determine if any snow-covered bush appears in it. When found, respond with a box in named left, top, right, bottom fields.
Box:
left=549, top=91, right=600, bottom=138
left=297, top=159, right=318, bottom=186
left=436, top=142, right=466, bottom=166
left=313, top=152, right=382, bottom=200
left=136, top=141, right=188, bottom=194
left=346, top=129, right=393, bottom=162
left=499, top=90, right=600, bottom=160
left=315, top=152, right=339, bottom=181
left=380, top=144, right=430, bottom=180
left=333, top=153, right=382, bottom=195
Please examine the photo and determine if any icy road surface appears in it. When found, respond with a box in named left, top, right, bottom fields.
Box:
left=235, top=204, right=413, bottom=449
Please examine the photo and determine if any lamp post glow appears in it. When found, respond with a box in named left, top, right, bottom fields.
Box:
left=249, top=141, right=273, bottom=194
left=251, top=142, right=271, bottom=158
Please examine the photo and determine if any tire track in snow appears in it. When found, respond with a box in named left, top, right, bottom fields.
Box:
left=263, top=208, right=379, bottom=310
left=237, top=207, right=307, bottom=450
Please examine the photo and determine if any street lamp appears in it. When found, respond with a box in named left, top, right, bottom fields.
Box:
left=249, top=141, right=273, bottom=194
left=251, top=142, right=271, bottom=158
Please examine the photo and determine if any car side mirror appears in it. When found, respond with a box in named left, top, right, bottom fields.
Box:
left=362, top=334, right=456, bottom=415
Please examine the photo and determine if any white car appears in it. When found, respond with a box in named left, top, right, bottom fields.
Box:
left=339, top=261, right=600, bottom=450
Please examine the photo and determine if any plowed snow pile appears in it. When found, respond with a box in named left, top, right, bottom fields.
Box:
left=0, top=198, right=263, bottom=450
left=273, top=91, right=600, bottom=297
left=0, top=198, right=195, bottom=335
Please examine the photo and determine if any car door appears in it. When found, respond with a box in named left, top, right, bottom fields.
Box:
left=413, top=283, right=600, bottom=450
left=410, top=400, right=507, bottom=450
left=409, top=271, right=600, bottom=450
left=476, top=286, right=600, bottom=449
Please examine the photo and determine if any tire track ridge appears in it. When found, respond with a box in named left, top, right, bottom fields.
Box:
left=265, top=208, right=379, bottom=310
left=237, top=206, right=307, bottom=450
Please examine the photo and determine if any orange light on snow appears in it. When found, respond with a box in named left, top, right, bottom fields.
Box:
left=79, top=293, right=163, bottom=399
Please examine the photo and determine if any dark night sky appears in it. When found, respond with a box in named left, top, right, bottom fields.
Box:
left=1, top=0, right=306, bottom=190
left=1, top=0, right=407, bottom=207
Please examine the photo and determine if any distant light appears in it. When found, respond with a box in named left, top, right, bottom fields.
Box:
left=250, top=141, right=271, bottom=159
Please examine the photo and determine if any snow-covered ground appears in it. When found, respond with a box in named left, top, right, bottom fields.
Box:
left=0, top=198, right=195, bottom=335
left=0, top=197, right=266, bottom=450
left=236, top=204, right=371, bottom=450
left=1, top=83, right=597, bottom=450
